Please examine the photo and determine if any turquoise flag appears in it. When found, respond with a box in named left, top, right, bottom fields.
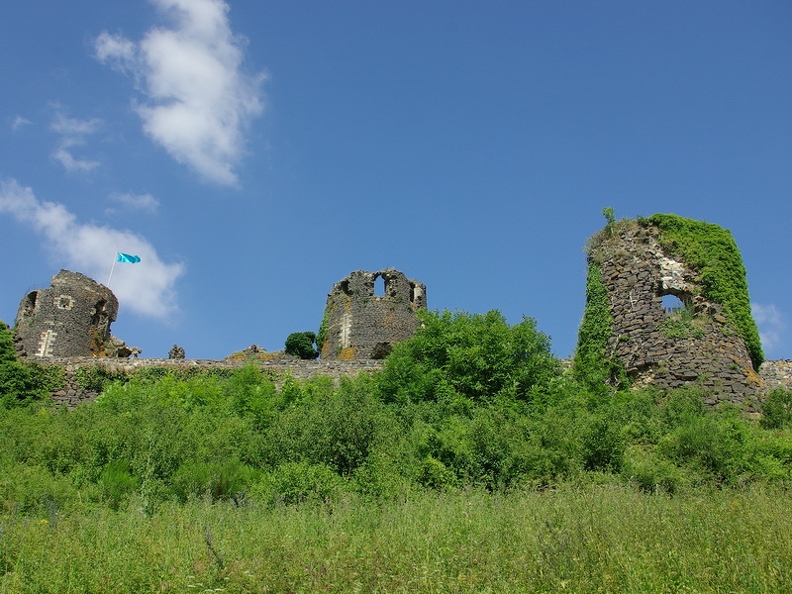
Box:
left=117, top=252, right=141, bottom=264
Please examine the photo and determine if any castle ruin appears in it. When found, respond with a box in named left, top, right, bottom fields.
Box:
left=14, top=270, right=120, bottom=358
left=576, top=215, right=763, bottom=405
left=320, top=269, right=427, bottom=360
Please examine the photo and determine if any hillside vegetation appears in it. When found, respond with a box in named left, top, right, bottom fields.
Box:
left=1, top=313, right=792, bottom=592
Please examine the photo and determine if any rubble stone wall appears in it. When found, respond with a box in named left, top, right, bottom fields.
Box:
left=759, top=360, right=792, bottom=392
left=321, top=269, right=426, bottom=360
left=590, top=222, right=762, bottom=406
left=14, top=270, right=118, bottom=358
left=45, top=357, right=384, bottom=409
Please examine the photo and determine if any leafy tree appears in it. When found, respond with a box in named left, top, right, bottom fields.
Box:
left=0, top=320, right=16, bottom=363
left=285, top=331, right=319, bottom=360
left=377, top=310, right=559, bottom=405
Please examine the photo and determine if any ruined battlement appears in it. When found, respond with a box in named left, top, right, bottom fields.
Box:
left=14, top=270, right=119, bottom=358
left=320, top=269, right=426, bottom=360
left=578, top=215, right=764, bottom=405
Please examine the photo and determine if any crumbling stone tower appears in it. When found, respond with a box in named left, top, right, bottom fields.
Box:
left=14, top=270, right=119, bottom=358
left=575, top=214, right=763, bottom=405
left=319, top=269, right=427, bottom=360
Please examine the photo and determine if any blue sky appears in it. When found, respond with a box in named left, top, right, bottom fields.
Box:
left=1, top=0, right=790, bottom=361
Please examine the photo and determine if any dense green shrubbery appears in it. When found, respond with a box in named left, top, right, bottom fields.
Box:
left=0, top=310, right=790, bottom=516
left=761, top=388, right=792, bottom=430
left=284, top=331, right=320, bottom=359
left=377, top=309, right=560, bottom=405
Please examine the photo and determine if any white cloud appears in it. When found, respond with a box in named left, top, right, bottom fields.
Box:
left=109, top=191, right=160, bottom=213
left=50, top=112, right=102, bottom=172
left=752, top=302, right=786, bottom=354
left=0, top=178, right=183, bottom=319
left=95, top=0, right=266, bottom=186
left=11, top=116, right=31, bottom=130
left=95, top=31, right=137, bottom=70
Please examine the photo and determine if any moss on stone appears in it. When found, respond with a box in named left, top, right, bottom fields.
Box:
left=643, top=213, right=763, bottom=369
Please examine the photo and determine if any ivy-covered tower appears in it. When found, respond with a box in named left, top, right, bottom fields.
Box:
left=574, top=213, right=763, bottom=406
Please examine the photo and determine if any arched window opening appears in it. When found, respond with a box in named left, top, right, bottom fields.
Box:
left=20, top=291, right=38, bottom=318
left=374, top=275, right=386, bottom=297
left=662, top=293, right=686, bottom=315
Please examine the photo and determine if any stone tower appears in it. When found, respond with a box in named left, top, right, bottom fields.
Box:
left=576, top=214, right=763, bottom=405
left=320, top=269, right=427, bottom=360
left=14, top=270, right=119, bottom=358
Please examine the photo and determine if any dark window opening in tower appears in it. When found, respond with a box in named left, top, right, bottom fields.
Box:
left=20, top=291, right=38, bottom=317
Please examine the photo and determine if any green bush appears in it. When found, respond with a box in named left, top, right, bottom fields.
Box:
left=582, top=416, right=625, bottom=472
left=657, top=412, right=751, bottom=483
left=264, top=376, right=396, bottom=475
left=99, top=459, right=139, bottom=510
left=285, top=331, right=319, bottom=359
left=417, top=456, right=458, bottom=491
left=253, top=461, right=346, bottom=505
left=761, top=388, right=792, bottom=430
left=0, top=320, right=16, bottom=362
left=227, top=364, right=280, bottom=428
left=622, top=445, right=686, bottom=494
left=172, top=459, right=260, bottom=503
left=377, top=309, right=559, bottom=405
left=0, top=458, right=79, bottom=514
left=73, top=366, right=127, bottom=393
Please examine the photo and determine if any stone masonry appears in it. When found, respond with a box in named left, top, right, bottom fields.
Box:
left=46, top=357, right=385, bottom=409
left=321, top=269, right=426, bottom=360
left=759, top=360, right=792, bottom=392
left=14, top=270, right=120, bottom=358
left=589, top=222, right=762, bottom=406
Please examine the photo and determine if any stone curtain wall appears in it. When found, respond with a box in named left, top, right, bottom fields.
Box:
left=14, top=270, right=119, bottom=358
left=47, top=357, right=384, bottom=409
left=593, top=223, right=762, bottom=406
left=321, top=269, right=426, bottom=360
left=46, top=356, right=792, bottom=410
left=759, top=361, right=792, bottom=392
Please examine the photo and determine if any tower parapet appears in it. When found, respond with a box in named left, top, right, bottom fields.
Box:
left=575, top=214, right=763, bottom=405
left=320, top=269, right=426, bottom=360
left=14, top=270, right=120, bottom=358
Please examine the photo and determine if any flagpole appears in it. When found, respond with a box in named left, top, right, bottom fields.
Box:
left=107, top=253, right=118, bottom=287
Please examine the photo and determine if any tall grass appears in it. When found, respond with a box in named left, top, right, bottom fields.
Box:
left=1, top=485, right=790, bottom=593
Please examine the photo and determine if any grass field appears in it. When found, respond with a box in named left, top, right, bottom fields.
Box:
left=1, top=485, right=790, bottom=593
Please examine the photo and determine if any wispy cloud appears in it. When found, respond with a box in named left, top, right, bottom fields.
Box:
left=11, top=116, right=31, bottom=131
left=95, top=0, right=266, bottom=186
left=50, top=111, right=102, bottom=172
left=0, top=178, right=183, bottom=319
left=109, top=191, right=160, bottom=213
left=752, top=302, right=786, bottom=355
